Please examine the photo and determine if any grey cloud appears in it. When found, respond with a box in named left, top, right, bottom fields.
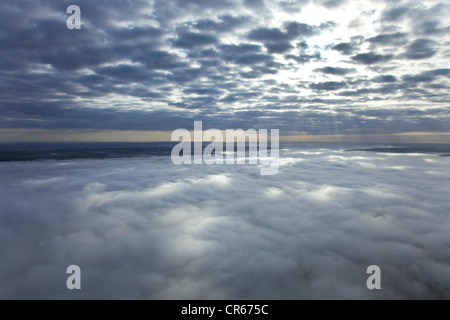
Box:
left=193, top=15, right=250, bottom=32
left=173, top=0, right=239, bottom=10
left=319, top=0, right=346, bottom=8
left=278, top=0, right=307, bottom=12
left=0, top=102, right=196, bottom=131
left=331, top=36, right=364, bottom=55
left=139, top=51, right=187, bottom=70
left=315, top=67, right=357, bottom=75
left=372, top=75, right=397, bottom=83
left=265, top=41, right=294, bottom=54
left=366, top=33, right=408, bottom=46
left=220, top=44, right=263, bottom=56
left=248, top=27, right=287, bottom=42
left=382, top=5, right=410, bottom=22
left=172, top=32, right=218, bottom=49
left=403, top=39, right=438, bottom=60
left=402, top=69, right=450, bottom=83
left=167, top=67, right=204, bottom=83
left=111, top=26, right=164, bottom=42
left=285, top=22, right=322, bottom=37
left=234, top=53, right=274, bottom=65
left=220, top=91, right=262, bottom=102
left=95, top=65, right=152, bottom=82
left=0, top=0, right=449, bottom=136
left=248, top=22, right=329, bottom=54
left=319, top=21, right=338, bottom=31
left=297, top=41, right=309, bottom=50
left=381, top=3, right=450, bottom=39
left=278, top=0, right=345, bottom=12
left=240, top=66, right=279, bottom=79
left=351, top=52, right=393, bottom=65
left=0, top=1, right=167, bottom=71
left=338, top=84, right=400, bottom=97
left=249, top=22, right=325, bottom=42
left=418, top=21, right=450, bottom=36
left=286, top=52, right=322, bottom=64
left=332, top=42, right=356, bottom=55
left=243, top=0, right=268, bottom=11
left=183, top=88, right=224, bottom=96
left=310, top=81, right=348, bottom=91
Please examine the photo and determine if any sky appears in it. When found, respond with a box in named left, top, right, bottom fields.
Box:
left=0, top=0, right=449, bottom=142
left=1, top=149, right=449, bottom=299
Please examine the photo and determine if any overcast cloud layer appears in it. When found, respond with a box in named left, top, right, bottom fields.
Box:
left=0, top=149, right=449, bottom=299
left=0, top=0, right=449, bottom=135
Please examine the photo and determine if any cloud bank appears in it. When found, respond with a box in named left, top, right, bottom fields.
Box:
left=0, top=148, right=449, bottom=299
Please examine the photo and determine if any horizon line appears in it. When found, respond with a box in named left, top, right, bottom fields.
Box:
left=1, top=129, right=450, bottom=144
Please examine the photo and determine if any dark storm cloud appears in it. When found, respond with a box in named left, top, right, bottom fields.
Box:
left=351, top=52, right=394, bottom=65
left=315, top=67, right=357, bottom=75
